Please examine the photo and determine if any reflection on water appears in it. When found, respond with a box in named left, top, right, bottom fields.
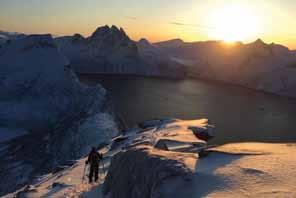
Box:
left=80, top=74, right=296, bottom=144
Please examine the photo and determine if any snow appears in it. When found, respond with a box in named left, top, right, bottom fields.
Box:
left=0, top=127, right=28, bottom=143
left=0, top=30, right=25, bottom=44
left=55, top=25, right=185, bottom=78
left=0, top=30, right=25, bottom=45
left=5, top=118, right=296, bottom=198
left=55, top=25, right=149, bottom=75
left=160, top=143, right=296, bottom=198
left=156, top=39, right=296, bottom=98
left=0, top=34, right=118, bottom=196
left=136, top=38, right=186, bottom=78
left=0, top=34, right=114, bottom=138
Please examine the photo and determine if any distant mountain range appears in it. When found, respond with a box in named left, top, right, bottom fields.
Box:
left=0, top=30, right=26, bottom=44
left=155, top=38, right=296, bottom=98
left=1, top=26, right=296, bottom=98
left=54, top=25, right=186, bottom=78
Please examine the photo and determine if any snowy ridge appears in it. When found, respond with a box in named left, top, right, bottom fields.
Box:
left=6, top=118, right=296, bottom=198
left=0, top=35, right=118, bottom=196
left=5, top=118, right=214, bottom=197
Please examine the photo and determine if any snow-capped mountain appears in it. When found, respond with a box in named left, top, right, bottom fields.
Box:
left=156, top=39, right=296, bottom=98
left=55, top=25, right=185, bottom=78
left=0, top=35, right=118, bottom=195
left=137, top=38, right=186, bottom=77
left=0, top=30, right=26, bottom=45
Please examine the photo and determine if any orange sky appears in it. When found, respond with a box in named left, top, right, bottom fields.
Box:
left=1, top=0, right=296, bottom=49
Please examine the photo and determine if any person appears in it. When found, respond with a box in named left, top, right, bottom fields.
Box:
left=85, top=147, right=103, bottom=183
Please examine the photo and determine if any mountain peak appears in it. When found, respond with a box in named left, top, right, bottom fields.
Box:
left=89, top=25, right=129, bottom=41
left=9, top=34, right=56, bottom=52
left=91, top=25, right=110, bottom=38
left=120, top=27, right=127, bottom=35
left=138, top=38, right=151, bottom=45
left=168, top=38, right=184, bottom=43
left=154, top=38, right=184, bottom=48
left=110, top=25, right=120, bottom=33
left=254, top=38, right=266, bottom=45
left=72, top=33, right=84, bottom=43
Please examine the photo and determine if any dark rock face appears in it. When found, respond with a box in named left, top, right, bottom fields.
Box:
left=88, top=25, right=137, bottom=56
left=103, top=146, right=196, bottom=198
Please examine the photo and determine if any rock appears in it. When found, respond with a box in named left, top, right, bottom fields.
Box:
left=14, top=185, right=37, bottom=198
left=52, top=182, right=67, bottom=189
left=52, top=166, right=68, bottom=174
left=110, top=136, right=129, bottom=150
left=102, top=146, right=197, bottom=198
left=102, top=119, right=214, bottom=198
left=154, top=140, right=169, bottom=151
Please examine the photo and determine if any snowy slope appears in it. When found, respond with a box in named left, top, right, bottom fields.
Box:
left=55, top=26, right=185, bottom=78
left=0, top=35, right=118, bottom=195
left=4, top=118, right=213, bottom=197
left=158, top=143, right=296, bottom=198
left=9, top=143, right=295, bottom=198
left=156, top=39, right=296, bottom=98
left=6, top=118, right=296, bottom=198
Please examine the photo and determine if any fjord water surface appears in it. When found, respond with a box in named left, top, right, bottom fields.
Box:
left=80, top=74, right=296, bottom=144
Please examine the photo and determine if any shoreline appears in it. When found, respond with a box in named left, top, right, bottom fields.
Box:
left=77, top=72, right=296, bottom=101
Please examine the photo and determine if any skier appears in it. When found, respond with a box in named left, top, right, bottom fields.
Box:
left=85, top=147, right=103, bottom=183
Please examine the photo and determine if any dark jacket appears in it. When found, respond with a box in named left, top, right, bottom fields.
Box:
left=87, top=149, right=102, bottom=166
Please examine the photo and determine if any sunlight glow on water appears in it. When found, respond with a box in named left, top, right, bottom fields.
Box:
left=80, top=74, right=296, bottom=144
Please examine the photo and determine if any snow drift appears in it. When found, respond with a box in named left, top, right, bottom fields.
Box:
left=0, top=34, right=118, bottom=195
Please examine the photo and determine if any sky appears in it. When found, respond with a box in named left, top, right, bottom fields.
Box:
left=1, top=0, right=296, bottom=49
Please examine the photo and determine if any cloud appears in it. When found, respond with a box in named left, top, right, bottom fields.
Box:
left=170, top=22, right=215, bottom=30
left=124, top=16, right=137, bottom=20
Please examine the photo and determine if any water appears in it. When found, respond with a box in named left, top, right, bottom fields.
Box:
left=80, top=74, right=296, bottom=144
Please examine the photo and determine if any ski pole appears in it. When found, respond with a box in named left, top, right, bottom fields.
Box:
left=82, top=163, right=86, bottom=182
left=102, top=159, right=106, bottom=177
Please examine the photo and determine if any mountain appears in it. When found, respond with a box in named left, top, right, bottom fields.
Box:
left=156, top=39, right=296, bottom=98
left=0, top=35, right=118, bottom=195
left=55, top=25, right=186, bottom=78
left=155, top=38, right=185, bottom=49
left=0, top=30, right=26, bottom=45
left=137, top=38, right=186, bottom=77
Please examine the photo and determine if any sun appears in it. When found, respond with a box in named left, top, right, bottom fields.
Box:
left=208, top=5, right=260, bottom=42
